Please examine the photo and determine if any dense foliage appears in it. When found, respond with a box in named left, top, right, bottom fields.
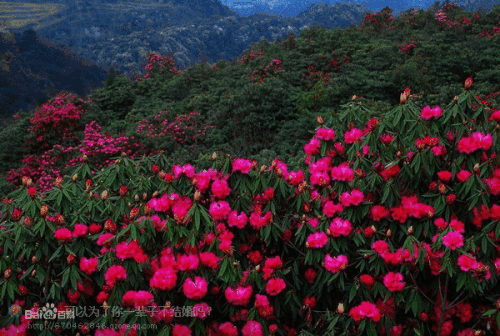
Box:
left=0, top=4, right=499, bottom=195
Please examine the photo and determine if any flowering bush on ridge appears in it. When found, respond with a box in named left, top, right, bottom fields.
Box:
left=0, top=79, right=500, bottom=336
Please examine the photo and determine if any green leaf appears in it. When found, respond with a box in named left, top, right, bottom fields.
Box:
left=218, top=259, right=228, bottom=278
left=482, top=309, right=497, bottom=317
left=61, top=267, right=71, bottom=288
left=194, top=206, right=201, bottom=232
left=7, top=282, right=15, bottom=301
left=48, top=245, right=63, bottom=263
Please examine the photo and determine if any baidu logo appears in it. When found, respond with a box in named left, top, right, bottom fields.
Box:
left=25, top=303, right=57, bottom=320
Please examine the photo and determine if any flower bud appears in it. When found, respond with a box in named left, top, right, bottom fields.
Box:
left=4, top=268, right=12, bottom=279
left=454, top=95, right=458, bottom=104
left=260, top=165, right=267, bottom=172
left=474, top=163, right=480, bottom=173
left=212, top=152, right=217, bottom=160
left=429, top=181, right=437, bottom=191
left=371, top=225, right=377, bottom=233
left=317, top=115, right=323, bottom=124
left=101, top=190, right=108, bottom=200
left=129, top=208, right=139, bottom=220
left=364, top=254, right=369, bottom=259
left=135, top=194, right=140, bottom=202
left=438, top=183, right=446, bottom=194
left=67, top=254, right=76, bottom=265
left=194, top=190, right=202, bottom=201
left=337, top=303, right=344, bottom=314
left=119, top=186, right=128, bottom=197
left=55, top=176, right=63, bottom=188
left=400, top=92, right=407, bottom=104
left=465, top=77, right=473, bottom=90
left=143, top=193, right=148, bottom=201
left=121, top=152, right=127, bottom=157
left=152, top=164, right=159, bottom=174
left=446, top=194, right=456, bottom=204
left=83, top=154, right=88, bottom=162
left=351, top=95, right=356, bottom=101
left=255, top=265, right=261, bottom=272
left=55, top=214, right=65, bottom=225
left=26, top=178, right=32, bottom=187
left=407, top=226, right=413, bottom=235
left=326, top=229, right=331, bottom=236
left=72, top=174, right=78, bottom=182
left=152, top=191, right=159, bottom=198
left=103, top=301, right=109, bottom=310
left=24, top=216, right=32, bottom=227
left=303, top=203, right=311, bottom=213
left=159, top=171, right=165, bottom=179
left=32, top=255, right=38, bottom=264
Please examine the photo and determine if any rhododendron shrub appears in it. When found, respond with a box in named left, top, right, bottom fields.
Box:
left=1, top=80, right=500, bottom=335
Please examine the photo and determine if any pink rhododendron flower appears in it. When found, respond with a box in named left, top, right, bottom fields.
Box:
left=172, top=164, right=195, bottom=178
left=449, top=219, right=465, bottom=233
left=177, top=254, right=199, bottom=271
left=54, top=228, right=73, bottom=243
left=331, top=163, right=354, bottom=182
left=232, top=158, right=252, bottom=174
left=304, top=138, right=321, bottom=155
left=437, top=170, right=452, bottom=182
left=456, top=170, right=471, bottom=182
left=183, top=276, right=208, bottom=300
left=288, top=170, right=305, bottom=185
left=306, top=232, right=328, bottom=248
left=171, top=196, right=193, bottom=224
left=194, top=170, right=213, bottom=193
left=211, top=179, right=232, bottom=199
left=104, top=265, right=127, bottom=288
left=344, top=128, right=364, bottom=144
left=316, top=127, right=335, bottom=140
left=115, top=240, right=148, bottom=264
left=150, top=267, right=178, bottom=291
left=360, top=274, right=375, bottom=289
left=242, top=321, right=263, bottom=336
left=421, top=105, right=443, bottom=119
left=199, top=252, right=220, bottom=270
left=323, top=201, right=344, bottom=217
left=249, top=211, right=273, bottom=230
left=442, top=231, right=464, bottom=250
left=329, top=217, right=353, bottom=237
left=172, top=324, right=192, bottom=336
left=371, top=205, right=390, bottom=221
left=349, top=301, right=381, bottom=322
left=265, top=278, right=286, bottom=296
left=225, top=285, right=253, bottom=306
left=264, top=256, right=283, bottom=269
left=72, top=223, right=88, bottom=237
left=372, top=240, right=389, bottom=255
left=218, top=322, right=238, bottom=336
left=383, top=272, right=405, bottom=292
left=209, top=201, right=232, bottom=220
left=324, top=254, right=348, bottom=273
left=340, top=189, right=364, bottom=206
left=457, top=255, right=478, bottom=272
left=227, top=210, right=248, bottom=229
left=80, top=256, right=99, bottom=275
